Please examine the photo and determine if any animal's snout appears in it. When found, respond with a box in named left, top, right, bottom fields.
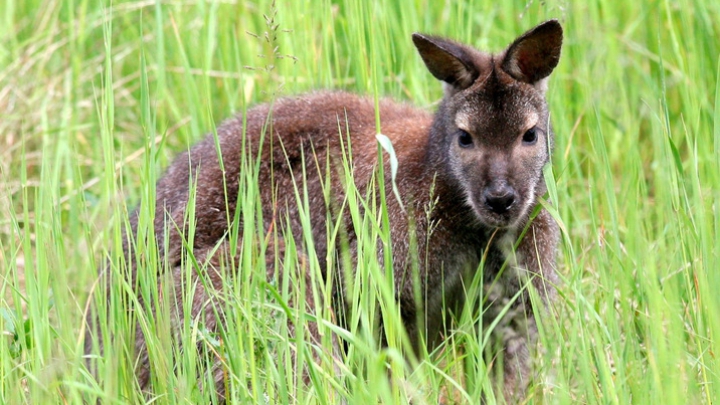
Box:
left=483, top=185, right=517, bottom=214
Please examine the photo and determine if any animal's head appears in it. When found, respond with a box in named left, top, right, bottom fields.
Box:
left=413, top=20, right=563, bottom=229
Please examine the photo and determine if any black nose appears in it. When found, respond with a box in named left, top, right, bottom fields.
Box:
left=483, top=186, right=516, bottom=214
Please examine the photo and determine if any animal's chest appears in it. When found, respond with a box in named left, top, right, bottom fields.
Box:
left=421, top=229, right=522, bottom=325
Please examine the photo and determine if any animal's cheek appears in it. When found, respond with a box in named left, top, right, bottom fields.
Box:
left=501, top=158, right=524, bottom=183
left=460, top=158, right=488, bottom=183
left=515, top=150, right=546, bottom=172
left=510, top=162, right=542, bottom=196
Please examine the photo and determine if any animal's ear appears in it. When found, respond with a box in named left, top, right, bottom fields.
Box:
left=501, top=19, right=563, bottom=87
left=412, top=33, right=479, bottom=91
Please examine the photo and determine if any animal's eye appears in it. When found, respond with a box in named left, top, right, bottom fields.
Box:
left=522, top=127, right=538, bottom=145
left=458, top=130, right=474, bottom=148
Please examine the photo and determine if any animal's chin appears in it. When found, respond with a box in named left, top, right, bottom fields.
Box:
left=476, top=211, right=516, bottom=229
left=471, top=203, right=524, bottom=229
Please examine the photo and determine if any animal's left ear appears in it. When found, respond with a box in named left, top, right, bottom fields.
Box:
left=501, top=19, right=563, bottom=88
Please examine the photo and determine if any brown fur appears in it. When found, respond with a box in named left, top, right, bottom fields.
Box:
left=85, top=20, right=563, bottom=402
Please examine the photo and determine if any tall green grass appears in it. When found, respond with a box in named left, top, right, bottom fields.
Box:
left=1, top=0, right=719, bottom=403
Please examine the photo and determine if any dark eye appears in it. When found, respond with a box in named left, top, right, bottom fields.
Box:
left=522, top=127, right=538, bottom=145
left=458, top=130, right=473, bottom=148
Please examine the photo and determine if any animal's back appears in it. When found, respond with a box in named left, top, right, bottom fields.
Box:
left=150, top=91, right=433, bottom=270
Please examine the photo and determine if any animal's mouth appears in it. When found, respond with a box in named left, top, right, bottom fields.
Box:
left=467, top=192, right=527, bottom=230
left=465, top=197, right=514, bottom=228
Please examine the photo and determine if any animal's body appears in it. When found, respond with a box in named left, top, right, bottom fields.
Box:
left=86, top=20, right=563, bottom=402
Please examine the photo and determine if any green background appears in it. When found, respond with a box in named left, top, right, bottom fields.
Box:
left=1, top=0, right=719, bottom=403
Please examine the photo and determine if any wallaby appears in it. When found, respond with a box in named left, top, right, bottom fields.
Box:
left=85, top=20, right=563, bottom=403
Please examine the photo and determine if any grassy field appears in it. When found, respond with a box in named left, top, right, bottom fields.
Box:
left=1, top=0, right=719, bottom=403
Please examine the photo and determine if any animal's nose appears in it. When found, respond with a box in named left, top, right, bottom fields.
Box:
left=483, top=185, right=516, bottom=214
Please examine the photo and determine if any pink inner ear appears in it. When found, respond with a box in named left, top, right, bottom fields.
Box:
left=516, top=47, right=543, bottom=77
left=503, top=20, right=562, bottom=83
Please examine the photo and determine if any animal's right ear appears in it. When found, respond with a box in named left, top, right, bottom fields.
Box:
left=412, top=33, right=479, bottom=91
